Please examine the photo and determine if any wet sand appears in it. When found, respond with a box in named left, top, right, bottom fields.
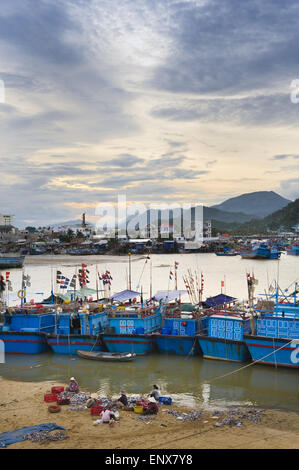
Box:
left=0, top=378, right=298, bottom=449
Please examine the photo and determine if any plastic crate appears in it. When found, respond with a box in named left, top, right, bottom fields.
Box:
left=51, top=386, right=64, bottom=394
left=44, top=393, right=58, bottom=403
left=90, top=405, right=105, bottom=416
left=158, top=396, right=172, bottom=405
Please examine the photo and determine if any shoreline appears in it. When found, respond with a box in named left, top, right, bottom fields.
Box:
left=0, top=378, right=298, bottom=449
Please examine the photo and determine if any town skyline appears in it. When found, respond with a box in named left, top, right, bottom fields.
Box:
left=0, top=0, right=299, bottom=227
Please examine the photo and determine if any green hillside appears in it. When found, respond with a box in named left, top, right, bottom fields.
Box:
left=212, top=198, right=299, bottom=234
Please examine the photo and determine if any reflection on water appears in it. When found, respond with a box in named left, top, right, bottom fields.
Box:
left=1, top=352, right=298, bottom=412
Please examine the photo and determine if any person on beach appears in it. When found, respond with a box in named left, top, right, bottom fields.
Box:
left=101, top=407, right=116, bottom=426
left=66, top=377, right=79, bottom=393
left=143, top=397, right=159, bottom=415
left=149, top=384, right=160, bottom=401
left=116, top=390, right=128, bottom=408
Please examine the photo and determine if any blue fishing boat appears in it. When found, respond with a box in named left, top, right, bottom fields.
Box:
left=0, top=309, right=56, bottom=354
left=287, top=245, right=299, bottom=256
left=244, top=284, right=299, bottom=368
left=100, top=290, right=162, bottom=355
left=0, top=255, right=25, bottom=269
left=240, top=242, right=281, bottom=259
left=47, top=310, right=108, bottom=354
left=197, top=311, right=252, bottom=362
left=66, top=247, right=99, bottom=255
left=152, top=291, right=201, bottom=356
left=215, top=246, right=239, bottom=256
left=154, top=315, right=201, bottom=356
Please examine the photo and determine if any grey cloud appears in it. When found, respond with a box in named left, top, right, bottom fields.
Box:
left=151, top=93, right=299, bottom=126
left=108, top=155, right=145, bottom=167
left=149, top=0, right=299, bottom=96
left=272, top=154, right=299, bottom=160
left=0, top=0, right=84, bottom=65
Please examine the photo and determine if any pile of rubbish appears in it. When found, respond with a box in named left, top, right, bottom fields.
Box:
left=167, top=409, right=202, bottom=421
left=25, top=431, right=68, bottom=443
left=136, top=416, right=156, bottom=422
left=212, top=408, right=264, bottom=427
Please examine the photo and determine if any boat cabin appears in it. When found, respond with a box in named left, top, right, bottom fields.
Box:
left=201, top=312, right=251, bottom=340
left=55, top=311, right=108, bottom=335
left=104, top=305, right=162, bottom=334
left=2, top=310, right=56, bottom=333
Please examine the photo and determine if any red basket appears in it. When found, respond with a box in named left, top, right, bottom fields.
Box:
left=51, top=386, right=64, bottom=394
left=137, top=399, right=148, bottom=406
left=90, top=405, right=105, bottom=416
left=56, top=396, right=71, bottom=405
left=44, top=393, right=58, bottom=403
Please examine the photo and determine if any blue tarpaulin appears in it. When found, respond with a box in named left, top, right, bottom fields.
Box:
left=204, top=294, right=236, bottom=308
left=110, top=289, right=141, bottom=302
left=0, top=423, right=65, bottom=448
left=153, top=290, right=187, bottom=302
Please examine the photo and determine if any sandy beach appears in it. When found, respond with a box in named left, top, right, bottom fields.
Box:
left=0, top=377, right=298, bottom=450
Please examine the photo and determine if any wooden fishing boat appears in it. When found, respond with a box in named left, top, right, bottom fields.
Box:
left=77, top=349, right=136, bottom=362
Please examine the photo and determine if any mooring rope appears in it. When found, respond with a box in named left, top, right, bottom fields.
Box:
left=204, top=339, right=294, bottom=384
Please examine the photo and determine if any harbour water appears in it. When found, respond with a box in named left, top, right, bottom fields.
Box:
left=0, top=253, right=298, bottom=413
left=0, top=353, right=298, bottom=413
left=4, top=252, right=299, bottom=305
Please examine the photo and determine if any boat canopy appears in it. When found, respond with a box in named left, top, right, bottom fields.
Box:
left=56, top=287, right=99, bottom=301
left=204, top=293, right=236, bottom=307
left=153, top=290, right=187, bottom=303
left=110, top=289, right=141, bottom=302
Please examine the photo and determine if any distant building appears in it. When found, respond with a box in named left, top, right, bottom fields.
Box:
left=0, top=214, right=13, bottom=226
left=203, top=220, right=212, bottom=238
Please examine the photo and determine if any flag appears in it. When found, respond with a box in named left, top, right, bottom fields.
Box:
left=221, top=281, right=225, bottom=287
left=70, top=274, right=77, bottom=289
left=56, top=270, right=62, bottom=284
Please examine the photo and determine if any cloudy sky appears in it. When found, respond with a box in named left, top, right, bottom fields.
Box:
left=1, top=0, right=299, bottom=227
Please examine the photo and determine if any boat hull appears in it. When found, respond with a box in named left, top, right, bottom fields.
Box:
left=47, top=334, right=103, bottom=354
left=197, top=335, right=250, bottom=362
left=101, top=333, right=154, bottom=355
left=215, top=253, right=238, bottom=256
left=244, top=334, right=299, bottom=368
left=0, top=331, right=50, bottom=354
left=240, top=254, right=280, bottom=259
left=77, top=350, right=136, bottom=362
left=154, top=334, right=200, bottom=356
left=0, top=257, right=25, bottom=269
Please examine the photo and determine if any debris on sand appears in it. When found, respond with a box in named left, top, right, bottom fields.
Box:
left=25, top=431, right=68, bottom=443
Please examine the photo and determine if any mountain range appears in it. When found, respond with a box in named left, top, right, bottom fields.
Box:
left=47, top=191, right=296, bottom=233
left=211, top=191, right=291, bottom=218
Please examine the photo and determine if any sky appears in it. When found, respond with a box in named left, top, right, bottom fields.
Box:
left=0, top=0, right=299, bottom=228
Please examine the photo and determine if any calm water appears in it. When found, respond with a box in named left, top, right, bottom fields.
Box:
left=1, top=253, right=298, bottom=412
left=4, top=252, right=299, bottom=305
left=0, top=353, right=298, bottom=412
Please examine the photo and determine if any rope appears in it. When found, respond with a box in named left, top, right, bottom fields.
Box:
left=204, top=339, right=294, bottom=385
left=90, top=334, right=100, bottom=352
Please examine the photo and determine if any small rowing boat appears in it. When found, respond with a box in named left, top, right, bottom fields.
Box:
left=77, top=350, right=136, bottom=362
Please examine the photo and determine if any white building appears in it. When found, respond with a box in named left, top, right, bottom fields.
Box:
left=0, top=214, right=13, bottom=226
